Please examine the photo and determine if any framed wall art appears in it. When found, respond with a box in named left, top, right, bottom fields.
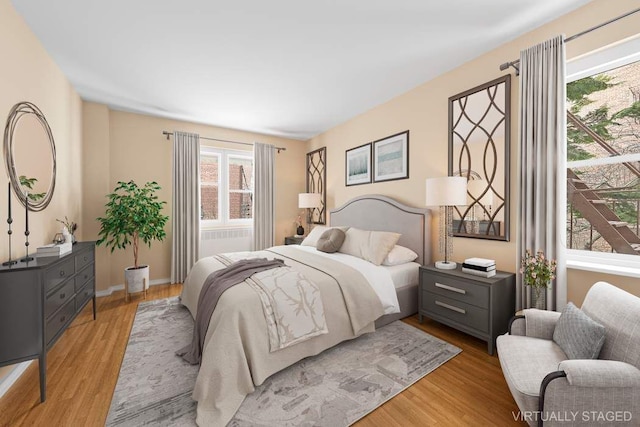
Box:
left=345, top=143, right=371, bottom=186
left=373, top=130, right=409, bottom=182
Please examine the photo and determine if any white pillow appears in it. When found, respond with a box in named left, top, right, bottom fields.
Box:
left=382, top=245, right=419, bottom=266
left=301, top=226, right=348, bottom=247
left=339, top=227, right=400, bottom=266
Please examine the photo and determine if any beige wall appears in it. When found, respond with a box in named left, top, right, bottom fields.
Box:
left=0, top=0, right=83, bottom=382
left=82, top=106, right=307, bottom=291
left=306, top=0, right=640, bottom=306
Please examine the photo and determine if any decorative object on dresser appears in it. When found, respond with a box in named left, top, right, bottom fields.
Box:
left=345, top=143, right=371, bottom=186
left=56, top=216, right=77, bottom=244
left=372, top=130, right=409, bottom=182
left=425, top=176, right=467, bottom=269
left=0, top=242, right=96, bottom=402
left=97, top=181, right=169, bottom=302
left=36, top=242, right=72, bottom=257
left=419, top=264, right=515, bottom=354
left=306, top=147, right=326, bottom=225
left=449, top=75, right=511, bottom=241
left=297, top=192, right=322, bottom=236
left=284, top=235, right=304, bottom=245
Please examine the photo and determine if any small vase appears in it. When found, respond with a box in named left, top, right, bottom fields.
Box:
left=532, top=287, right=546, bottom=310
left=296, top=225, right=304, bottom=236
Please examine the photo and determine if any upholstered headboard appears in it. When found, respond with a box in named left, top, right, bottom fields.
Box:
left=329, top=195, right=431, bottom=265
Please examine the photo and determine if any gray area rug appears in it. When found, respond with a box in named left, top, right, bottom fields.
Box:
left=107, top=297, right=461, bottom=426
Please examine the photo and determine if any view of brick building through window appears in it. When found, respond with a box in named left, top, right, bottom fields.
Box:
left=200, top=154, right=253, bottom=222
left=567, top=60, right=640, bottom=255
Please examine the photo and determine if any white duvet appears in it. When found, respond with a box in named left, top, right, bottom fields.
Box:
left=293, top=245, right=400, bottom=314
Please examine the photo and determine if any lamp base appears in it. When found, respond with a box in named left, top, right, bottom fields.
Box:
left=435, top=260, right=457, bottom=270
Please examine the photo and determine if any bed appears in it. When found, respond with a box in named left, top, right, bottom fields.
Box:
left=180, top=194, right=431, bottom=426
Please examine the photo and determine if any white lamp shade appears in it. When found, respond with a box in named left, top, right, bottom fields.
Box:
left=425, top=176, right=467, bottom=207
left=467, top=179, right=494, bottom=206
left=298, top=193, right=322, bottom=208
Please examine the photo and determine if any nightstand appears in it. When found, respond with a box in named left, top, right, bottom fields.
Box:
left=419, top=264, right=515, bottom=355
left=284, top=236, right=304, bottom=245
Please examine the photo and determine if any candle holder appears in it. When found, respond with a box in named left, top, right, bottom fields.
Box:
left=20, top=195, right=33, bottom=263
left=2, top=217, right=17, bottom=266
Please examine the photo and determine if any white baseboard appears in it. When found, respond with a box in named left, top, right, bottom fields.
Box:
left=0, top=361, right=32, bottom=399
left=95, top=278, right=171, bottom=297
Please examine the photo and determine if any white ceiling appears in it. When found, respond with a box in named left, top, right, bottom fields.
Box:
left=13, top=0, right=592, bottom=140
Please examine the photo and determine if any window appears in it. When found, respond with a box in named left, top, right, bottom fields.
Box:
left=200, top=148, right=253, bottom=228
left=566, top=36, right=640, bottom=273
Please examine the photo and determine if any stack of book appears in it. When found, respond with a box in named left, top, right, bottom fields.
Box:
left=462, top=257, right=496, bottom=278
left=36, top=242, right=72, bottom=258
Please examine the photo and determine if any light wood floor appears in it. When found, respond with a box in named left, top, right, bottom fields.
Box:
left=0, top=284, right=523, bottom=426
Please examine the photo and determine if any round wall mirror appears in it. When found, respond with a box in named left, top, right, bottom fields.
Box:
left=4, top=102, right=57, bottom=212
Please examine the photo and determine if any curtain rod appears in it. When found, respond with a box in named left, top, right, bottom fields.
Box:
left=162, top=131, right=286, bottom=153
left=499, top=7, right=640, bottom=75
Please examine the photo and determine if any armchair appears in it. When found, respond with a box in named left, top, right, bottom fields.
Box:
left=497, top=282, right=640, bottom=426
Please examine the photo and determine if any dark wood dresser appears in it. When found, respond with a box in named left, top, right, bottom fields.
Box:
left=0, top=241, right=96, bottom=402
left=419, top=264, right=515, bottom=355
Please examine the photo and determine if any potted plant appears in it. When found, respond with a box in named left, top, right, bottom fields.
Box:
left=97, top=181, right=169, bottom=301
left=520, top=250, right=557, bottom=310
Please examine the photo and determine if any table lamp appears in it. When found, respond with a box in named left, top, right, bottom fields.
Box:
left=426, top=177, right=467, bottom=269
left=298, top=193, right=322, bottom=235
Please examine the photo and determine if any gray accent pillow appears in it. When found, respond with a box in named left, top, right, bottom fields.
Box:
left=316, top=228, right=346, bottom=253
left=553, top=302, right=606, bottom=360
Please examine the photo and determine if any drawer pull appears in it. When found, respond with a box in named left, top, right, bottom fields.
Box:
left=83, top=256, right=87, bottom=261
left=60, top=315, right=66, bottom=323
left=59, top=271, right=66, bottom=277
left=435, top=282, right=466, bottom=295
left=60, top=293, right=66, bottom=299
left=435, top=300, right=466, bottom=314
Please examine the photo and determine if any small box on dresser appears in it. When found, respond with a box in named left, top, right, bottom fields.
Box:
left=419, top=264, right=515, bottom=355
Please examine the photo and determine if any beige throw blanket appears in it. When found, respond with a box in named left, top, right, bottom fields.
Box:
left=180, top=245, right=385, bottom=426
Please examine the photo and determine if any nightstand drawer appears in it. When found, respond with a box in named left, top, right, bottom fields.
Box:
left=423, top=291, right=489, bottom=333
left=421, top=273, right=489, bottom=309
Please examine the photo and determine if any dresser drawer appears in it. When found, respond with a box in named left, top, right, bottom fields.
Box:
left=75, top=249, right=94, bottom=272
left=75, top=263, right=94, bottom=291
left=45, top=280, right=75, bottom=319
left=76, top=282, right=94, bottom=313
left=45, top=298, right=75, bottom=346
left=422, top=291, right=489, bottom=333
left=421, top=272, right=489, bottom=309
left=44, top=258, right=75, bottom=293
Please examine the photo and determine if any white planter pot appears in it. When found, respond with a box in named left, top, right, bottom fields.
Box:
left=124, top=265, right=149, bottom=300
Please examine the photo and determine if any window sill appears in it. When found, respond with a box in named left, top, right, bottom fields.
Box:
left=567, top=260, right=640, bottom=279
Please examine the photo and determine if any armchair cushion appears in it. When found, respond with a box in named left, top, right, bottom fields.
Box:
left=553, top=302, right=606, bottom=360
left=496, top=335, right=567, bottom=413
left=558, top=360, right=640, bottom=388
left=523, top=308, right=561, bottom=340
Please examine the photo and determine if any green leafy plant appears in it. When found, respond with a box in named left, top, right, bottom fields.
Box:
left=97, top=181, right=169, bottom=269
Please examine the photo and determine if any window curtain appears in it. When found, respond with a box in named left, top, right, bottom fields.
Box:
left=253, top=142, right=275, bottom=250
left=171, top=131, right=200, bottom=283
left=517, top=35, right=567, bottom=311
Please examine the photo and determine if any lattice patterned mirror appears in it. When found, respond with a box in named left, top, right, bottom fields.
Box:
left=448, top=75, right=511, bottom=241
left=306, top=147, right=326, bottom=224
